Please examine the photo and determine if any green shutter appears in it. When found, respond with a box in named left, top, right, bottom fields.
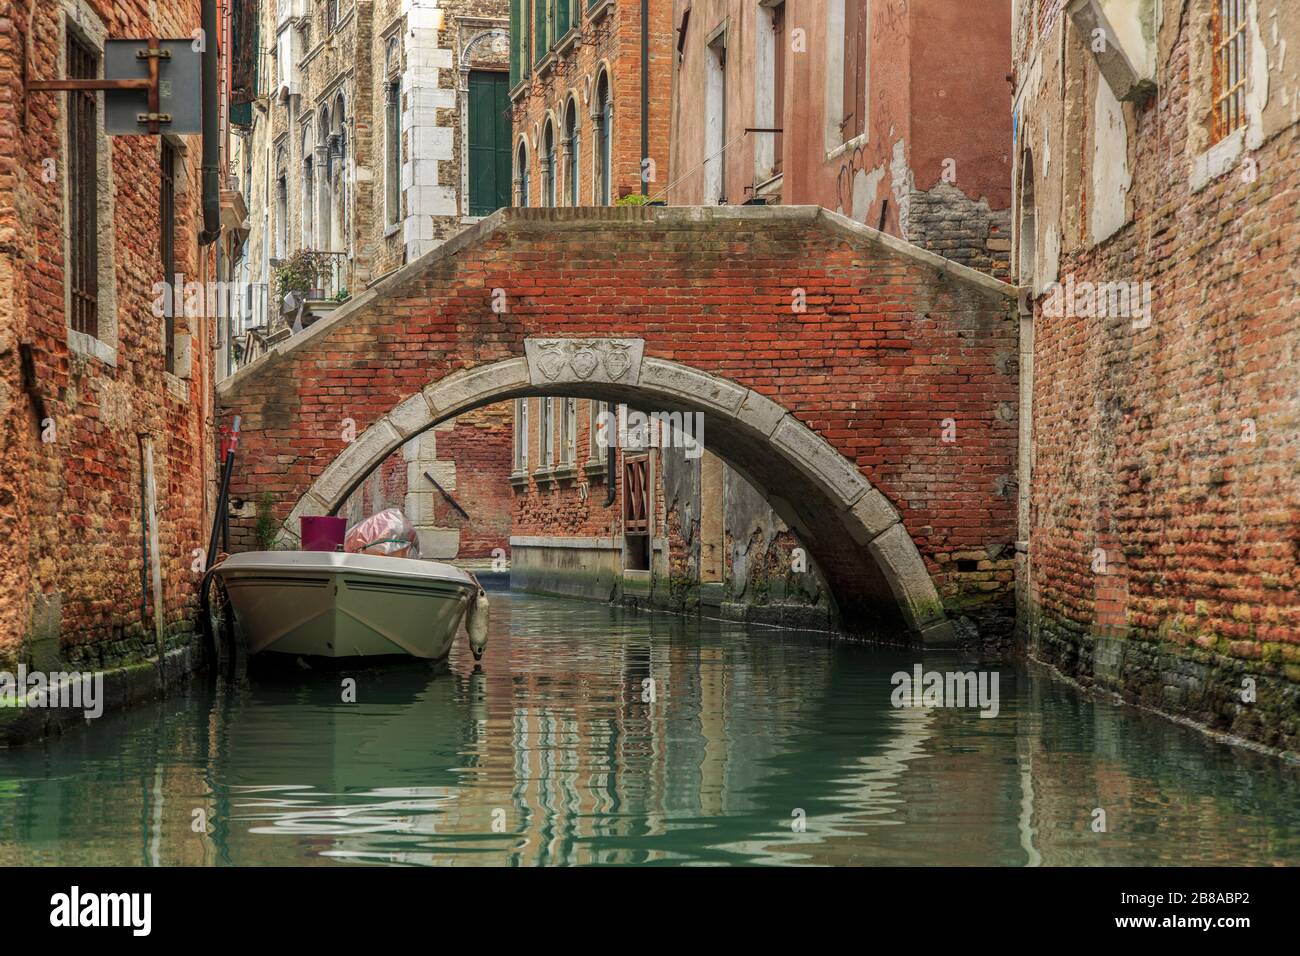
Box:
left=534, top=0, right=548, bottom=63
left=557, top=0, right=571, bottom=38
left=469, top=71, right=513, bottom=217
left=510, top=0, right=521, bottom=87
left=494, top=74, right=513, bottom=211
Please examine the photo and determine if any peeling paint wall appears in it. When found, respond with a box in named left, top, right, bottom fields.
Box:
left=669, top=0, right=1013, bottom=278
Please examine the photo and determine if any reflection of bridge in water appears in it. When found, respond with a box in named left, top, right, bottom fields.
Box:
left=1, top=595, right=1298, bottom=866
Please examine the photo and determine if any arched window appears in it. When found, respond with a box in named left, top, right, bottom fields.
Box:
left=542, top=119, right=556, bottom=207
left=317, top=106, right=332, bottom=252
left=274, top=146, right=287, bottom=259
left=385, top=38, right=401, bottom=228
left=563, top=97, right=579, bottom=206
left=593, top=70, right=612, bottom=205
left=301, top=126, right=315, bottom=248
left=330, top=96, right=347, bottom=252
left=515, top=140, right=530, bottom=206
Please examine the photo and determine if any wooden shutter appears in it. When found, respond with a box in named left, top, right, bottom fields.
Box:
left=773, top=3, right=785, bottom=174
left=843, top=0, right=867, bottom=140
left=624, top=458, right=649, bottom=533
left=469, top=71, right=512, bottom=216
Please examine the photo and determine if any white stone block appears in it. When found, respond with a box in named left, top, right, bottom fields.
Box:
left=412, top=126, right=454, bottom=162
left=415, top=527, right=460, bottom=560
left=405, top=491, right=436, bottom=524
left=405, top=215, right=434, bottom=242
left=426, top=459, right=456, bottom=491
left=411, top=159, right=440, bottom=186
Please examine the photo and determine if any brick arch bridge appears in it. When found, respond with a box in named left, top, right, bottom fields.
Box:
left=218, top=206, right=1019, bottom=645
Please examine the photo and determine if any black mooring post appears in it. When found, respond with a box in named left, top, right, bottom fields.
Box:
left=207, top=416, right=240, bottom=570
left=605, top=439, right=617, bottom=507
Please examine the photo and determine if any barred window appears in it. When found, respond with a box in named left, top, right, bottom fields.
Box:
left=161, top=140, right=177, bottom=372
left=66, top=31, right=99, bottom=338
left=1212, top=0, right=1247, bottom=143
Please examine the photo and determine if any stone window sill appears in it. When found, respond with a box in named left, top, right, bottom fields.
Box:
left=536, top=52, right=557, bottom=79
left=383, top=222, right=400, bottom=238
left=1190, top=127, right=1245, bottom=194
left=164, top=372, right=189, bottom=403
left=588, top=0, right=615, bottom=23
left=825, top=130, right=869, bottom=164
left=509, top=470, right=531, bottom=490
left=552, top=462, right=579, bottom=482
left=583, top=459, right=608, bottom=481
left=67, top=329, right=116, bottom=367
left=556, top=31, right=579, bottom=57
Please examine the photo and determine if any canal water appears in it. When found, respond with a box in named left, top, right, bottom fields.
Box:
left=1, top=592, right=1297, bottom=866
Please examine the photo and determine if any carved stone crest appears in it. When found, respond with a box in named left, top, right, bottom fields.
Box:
left=524, top=338, right=645, bottom=386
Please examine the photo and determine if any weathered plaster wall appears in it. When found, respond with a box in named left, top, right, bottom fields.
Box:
left=669, top=0, right=1012, bottom=278
left=1013, top=0, right=1300, bottom=752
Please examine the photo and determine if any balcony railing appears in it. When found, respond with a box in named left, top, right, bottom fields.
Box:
left=307, top=250, right=351, bottom=302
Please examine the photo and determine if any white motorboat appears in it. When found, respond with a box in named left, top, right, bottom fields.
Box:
left=214, top=551, right=488, bottom=661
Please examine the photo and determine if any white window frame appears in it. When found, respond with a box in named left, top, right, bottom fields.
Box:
left=541, top=397, right=555, bottom=468
left=514, top=398, right=529, bottom=472
left=824, top=0, right=870, bottom=160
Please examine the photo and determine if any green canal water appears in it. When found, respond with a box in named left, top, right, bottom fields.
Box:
left=1, top=592, right=1297, bottom=866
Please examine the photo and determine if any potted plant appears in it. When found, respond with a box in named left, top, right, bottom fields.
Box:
left=273, top=250, right=331, bottom=312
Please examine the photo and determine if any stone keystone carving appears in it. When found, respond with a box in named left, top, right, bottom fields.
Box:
left=524, top=338, right=645, bottom=386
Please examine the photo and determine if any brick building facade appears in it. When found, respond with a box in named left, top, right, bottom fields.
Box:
left=234, top=0, right=510, bottom=341
left=340, top=401, right=513, bottom=559
left=508, top=0, right=673, bottom=206
left=218, top=206, right=1019, bottom=644
left=224, top=0, right=516, bottom=559
left=668, top=0, right=1014, bottom=280
left=0, top=0, right=220, bottom=670
left=1013, top=0, right=1300, bottom=749
left=504, top=1, right=836, bottom=625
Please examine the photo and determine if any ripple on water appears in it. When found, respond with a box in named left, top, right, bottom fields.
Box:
left=0, top=592, right=1297, bottom=866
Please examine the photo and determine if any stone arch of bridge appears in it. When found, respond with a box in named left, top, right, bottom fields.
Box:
left=278, top=346, right=956, bottom=645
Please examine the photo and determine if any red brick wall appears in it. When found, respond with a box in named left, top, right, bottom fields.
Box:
left=0, top=0, right=213, bottom=665
left=1017, top=7, right=1300, bottom=748
left=511, top=398, right=623, bottom=539
left=434, top=403, right=514, bottom=558
left=218, top=208, right=1019, bottom=629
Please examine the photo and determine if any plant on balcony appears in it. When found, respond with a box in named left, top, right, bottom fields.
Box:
left=615, top=192, right=665, bottom=207
left=273, top=250, right=332, bottom=307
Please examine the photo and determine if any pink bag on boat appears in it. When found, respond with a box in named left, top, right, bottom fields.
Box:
left=344, top=508, right=421, bottom=559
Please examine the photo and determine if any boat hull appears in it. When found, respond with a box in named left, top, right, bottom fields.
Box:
left=214, top=552, right=476, bottom=660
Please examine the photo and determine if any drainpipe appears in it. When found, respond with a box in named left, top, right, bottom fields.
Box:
left=605, top=441, right=616, bottom=507
left=640, top=0, right=649, bottom=196
left=199, top=0, right=221, bottom=245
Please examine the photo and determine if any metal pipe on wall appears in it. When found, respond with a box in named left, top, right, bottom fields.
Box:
left=200, top=0, right=220, bottom=244
left=641, top=0, right=649, bottom=196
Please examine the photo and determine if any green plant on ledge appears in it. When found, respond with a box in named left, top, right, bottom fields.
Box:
left=273, top=250, right=332, bottom=305
left=254, top=493, right=278, bottom=551
left=615, top=192, right=652, bottom=206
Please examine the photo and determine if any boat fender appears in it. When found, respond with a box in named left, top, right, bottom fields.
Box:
left=466, top=582, right=489, bottom=661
